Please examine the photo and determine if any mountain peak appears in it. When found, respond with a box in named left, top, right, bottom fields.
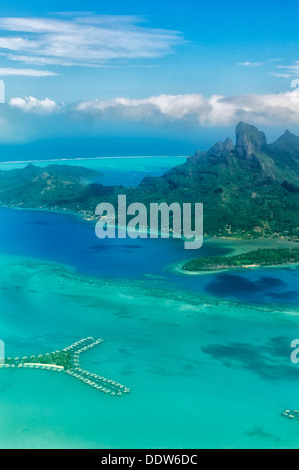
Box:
left=207, top=137, right=234, bottom=157
left=271, top=128, right=299, bottom=152
left=235, top=122, right=267, bottom=159
left=281, top=129, right=299, bottom=142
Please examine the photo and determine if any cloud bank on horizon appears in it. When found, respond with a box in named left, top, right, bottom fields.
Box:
left=0, top=89, right=297, bottom=147
left=7, top=90, right=299, bottom=126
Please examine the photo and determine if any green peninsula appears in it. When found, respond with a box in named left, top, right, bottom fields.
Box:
left=182, top=248, right=299, bottom=272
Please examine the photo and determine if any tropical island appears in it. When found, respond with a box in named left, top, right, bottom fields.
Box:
left=182, top=248, right=299, bottom=273
left=0, top=122, right=298, bottom=241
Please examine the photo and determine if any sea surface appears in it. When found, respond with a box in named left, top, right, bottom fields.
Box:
left=0, top=157, right=298, bottom=449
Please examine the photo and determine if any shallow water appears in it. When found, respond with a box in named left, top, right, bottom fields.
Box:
left=0, top=255, right=299, bottom=449
left=0, top=156, right=187, bottom=187
left=0, top=206, right=298, bottom=306
left=0, top=157, right=298, bottom=448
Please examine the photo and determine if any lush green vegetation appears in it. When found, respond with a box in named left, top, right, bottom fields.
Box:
left=0, top=122, right=298, bottom=240
left=183, top=248, right=299, bottom=272
left=5, top=351, right=73, bottom=369
left=124, top=124, right=299, bottom=240
left=0, top=163, right=115, bottom=213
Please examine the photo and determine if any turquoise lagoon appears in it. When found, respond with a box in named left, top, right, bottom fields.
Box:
left=0, top=156, right=187, bottom=187
left=0, top=158, right=299, bottom=449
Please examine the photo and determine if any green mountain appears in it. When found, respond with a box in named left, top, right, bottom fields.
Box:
left=125, top=122, right=299, bottom=238
left=0, top=164, right=117, bottom=212
left=0, top=122, right=298, bottom=239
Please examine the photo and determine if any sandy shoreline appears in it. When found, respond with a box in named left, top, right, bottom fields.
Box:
left=168, top=237, right=299, bottom=276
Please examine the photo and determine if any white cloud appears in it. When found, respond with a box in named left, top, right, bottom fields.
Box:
left=7, top=55, right=85, bottom=67
left=0, top=67, right=57, bottom=76
left=75, top=91, right=299, bottom=126
left=277, top=63, right=299, bottom=76
left=9, top=96, right=61, bottom=113
left=277, top=64, right=299, bottom=71
left=7, top=90, right=299, bottom=126
left=2, top=90, right=299, bottom=145
left=0, top=14, right=184, bottom=69
left=271, top=73, right=291, bottom=78
left=0, top=37, right=38, bottom=51
left=237, top=62, right=264, bottom=67
left=76, top=94, right=210, bottom=119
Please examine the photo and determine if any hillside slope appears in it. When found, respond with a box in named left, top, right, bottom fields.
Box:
left=126, top=122, right=299, bottom=238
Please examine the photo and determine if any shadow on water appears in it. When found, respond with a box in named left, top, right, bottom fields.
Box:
left=202, top=336, right=299, bottom=381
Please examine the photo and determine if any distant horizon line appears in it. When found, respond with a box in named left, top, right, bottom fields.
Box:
left=0, top=155, right=189, bottom=165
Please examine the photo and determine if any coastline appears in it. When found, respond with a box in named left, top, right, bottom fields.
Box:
left=0, top=249, right=297, bottom=316
left=1, top=203, right=298, bottom=243
left=1, top=203, right=298, bottom=281
left=170, top=259, right=299, bottom=276
left=0, top=155, right=189, bottom=166
left=0, top=203, right=89, bottom=222
left=1, top=203, right=298, bottom=316
left=168, top=238, right=299, bottom=276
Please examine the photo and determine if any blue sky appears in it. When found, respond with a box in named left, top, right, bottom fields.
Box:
left=0, top=0, right=299, bottom=159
